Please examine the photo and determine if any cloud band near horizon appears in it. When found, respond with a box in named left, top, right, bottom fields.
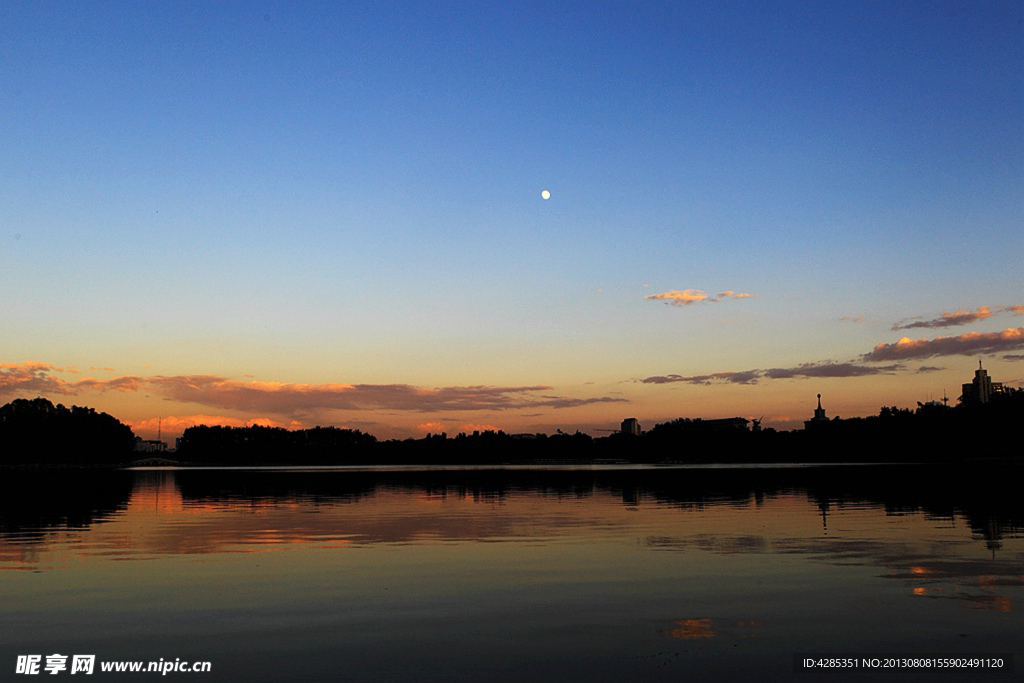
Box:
left=642, top=326, right=1024, bottom=385
left=0, top=364, right=627, bottom=417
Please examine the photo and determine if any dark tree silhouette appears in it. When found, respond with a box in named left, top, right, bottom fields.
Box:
left=0, top=398, right=135, bottom=465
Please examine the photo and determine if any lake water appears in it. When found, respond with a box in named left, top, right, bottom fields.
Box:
left=2, top=464, right=1021, bottom=681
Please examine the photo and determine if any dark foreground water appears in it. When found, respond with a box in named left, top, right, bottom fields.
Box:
left=1, top=464, right=1022, bottom=682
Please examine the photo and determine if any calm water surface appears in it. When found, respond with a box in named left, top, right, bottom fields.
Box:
left=1, top=465, right=1021, bottom=682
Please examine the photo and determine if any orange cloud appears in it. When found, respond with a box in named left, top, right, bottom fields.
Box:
left=660, top=618, right=716, bottom=640
left=645, top=289, right=709, bottom=306
left=128, top=415, right=301, bottom=434
left=0, top=362, right=70, bottom=396
left=864, top=327, right=1024, bottom=361
left=461, top=423, right=501, bottom=432
left=645, top=289, right=752, bottom=307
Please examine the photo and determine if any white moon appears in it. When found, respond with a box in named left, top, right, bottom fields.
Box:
left=541, top=189, right=551, bottom=200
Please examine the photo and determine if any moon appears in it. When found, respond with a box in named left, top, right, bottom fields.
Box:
left=541, top=189, right=551, bottom=200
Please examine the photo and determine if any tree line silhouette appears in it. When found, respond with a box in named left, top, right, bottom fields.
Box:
left=0, top=398, right=135, bottom=466
left=1, top=389, right=1021, bottom=467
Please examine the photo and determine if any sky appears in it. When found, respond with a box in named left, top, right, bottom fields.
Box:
left=1, top=0, right=1022, bottom=441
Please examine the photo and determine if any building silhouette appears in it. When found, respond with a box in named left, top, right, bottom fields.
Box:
left=620, top=418, right=641, bottom=436
left=804, top=394, right=832, bottom=430
left=960, top=361, right=1004, bottom=405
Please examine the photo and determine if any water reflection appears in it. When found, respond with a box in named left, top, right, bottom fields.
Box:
left=1, top=465, right=1021, bottom=681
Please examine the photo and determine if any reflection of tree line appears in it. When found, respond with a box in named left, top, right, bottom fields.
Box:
left=3, top=466, right=1018, bottom=550
left=0, top=470, right=134, bottom=543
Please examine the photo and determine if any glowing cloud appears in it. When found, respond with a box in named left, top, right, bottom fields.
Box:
left=645, top=289, right=752, bottom=307
left=0, top=362, right=70, bottom=396
left=129, top=415, right=302, bottom=434
left=864, top=327, right=1024, bottom=361
left=645, top=289, right=709, bottom=306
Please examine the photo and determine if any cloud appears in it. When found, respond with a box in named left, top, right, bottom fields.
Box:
left=527, top=395, right=628, bottom=408
left=762, top=362, right=903, bottom=379
left=863, top=327, right=1024, bottom=361
left=460, top=423, right=501, bottom=433
left=645, top=289, right=709, bottom=306
left=641, top=371, right=761, bottom=385
left=1003, top=305, right=1024, bottom=316
left=642, top=362, right=900, bottom=385
left=893, top=306, right=994, bottom=330
left=840, top=316, right=864, bottom=324
left=0, top=362, right=72, bottom=396
left=642, top=321, right=1024, bottom=390
left=0, top=364, right=626, bottom=417
left=74, top=376, right=145, bottom=392
left=645, top=289, right=752, bottom=307
left=128, top=415, right=301, bottom=434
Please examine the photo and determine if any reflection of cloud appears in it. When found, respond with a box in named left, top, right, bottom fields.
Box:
left=960, top=595, right=1012, bottom=612
left=893, top=307, right=994, bottom=330
left=864, top=327, right=1024, bottom=361
left=660, top=618, right=716, bottom=640
left=645, top=289, right=752, bottom=307
left=648, top=534, right=767, bottom=553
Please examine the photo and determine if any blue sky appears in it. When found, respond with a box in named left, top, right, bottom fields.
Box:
left=1, top=1, right=1022, bottom=438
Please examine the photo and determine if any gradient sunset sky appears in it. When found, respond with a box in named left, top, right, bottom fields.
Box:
left=2, top=1, right=1022, bottom=440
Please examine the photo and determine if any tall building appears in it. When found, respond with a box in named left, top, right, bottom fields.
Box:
left=804, top=394, right=832, bottom=430
left=960, top=361, right=1003, bottom=405
left=620, top=418, right=641, bottom=436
